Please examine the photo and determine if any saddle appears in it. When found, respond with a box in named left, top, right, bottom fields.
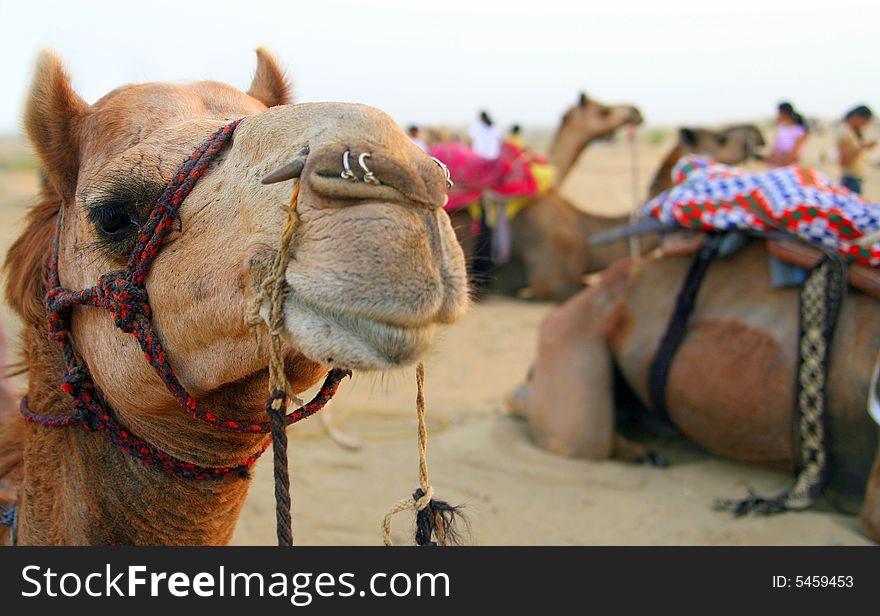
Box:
left=658, top=231, right=880, bottom=299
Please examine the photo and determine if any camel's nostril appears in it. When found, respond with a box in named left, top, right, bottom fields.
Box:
left=304, top=146, right=446, bottom=210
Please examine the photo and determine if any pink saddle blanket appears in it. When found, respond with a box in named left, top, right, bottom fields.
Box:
left=428, top=142, right=539, bottom=211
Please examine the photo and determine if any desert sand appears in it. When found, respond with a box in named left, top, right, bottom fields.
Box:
left=1, top=129, right=876, bottom=545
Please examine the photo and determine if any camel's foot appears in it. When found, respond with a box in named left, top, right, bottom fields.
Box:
left=611, top=434, right=669, bottom=467
left=640, top=451, right=670, bottom=468
left=860, top=513, right=880, bottom=544
left=505, top=384, right=530, bottom=419
left=859, top=455, right=880, bottom=543
left=516, top=286, right=535, bottom=300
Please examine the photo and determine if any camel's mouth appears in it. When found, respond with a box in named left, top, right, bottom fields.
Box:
left=279, top=288, right=439, bottom=370
left=264, top=197, right=468, bottom=371
left=628, top=111, right=645, bottom=126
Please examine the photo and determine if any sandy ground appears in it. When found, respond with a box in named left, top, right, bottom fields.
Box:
left=0, top=131, right=877, bottom=545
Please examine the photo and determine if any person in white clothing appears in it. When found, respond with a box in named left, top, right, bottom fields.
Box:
left=407, top=125, right=428, bottom=152
left=468, top=110, right=502, bottom=159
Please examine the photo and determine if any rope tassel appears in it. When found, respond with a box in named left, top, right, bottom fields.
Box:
left=383, top=363, right=463, bottom=546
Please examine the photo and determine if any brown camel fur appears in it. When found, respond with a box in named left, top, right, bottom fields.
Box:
left=450, top=93, right=644, bottom=302
left=0, top=49, right=467, bottom=545
left=510, top=242, right=880, bottom=542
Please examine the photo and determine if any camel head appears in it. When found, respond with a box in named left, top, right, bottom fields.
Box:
left=549, top=92, right=643, bottom=182
left=648, top=124, right=767, bottom=198
left=6, top=49, right=468, bottom=446
left=678, top=124, right=766, bottom=165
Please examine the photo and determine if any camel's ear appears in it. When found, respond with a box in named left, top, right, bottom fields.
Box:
left=578, top=92, right=589, bottom=107
left=247, top=47, right=291, bottom=108
left=679, top=127, right=698, bottom=146
left=24, top=50, right=89, bottom=200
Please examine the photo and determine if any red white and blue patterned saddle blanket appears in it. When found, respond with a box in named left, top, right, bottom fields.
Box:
left=643, top=156, right=880, bottom=267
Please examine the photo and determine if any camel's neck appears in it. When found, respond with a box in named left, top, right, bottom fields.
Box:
left=576, top=207, right=634, bottom=233
left=548, top=124, right=596, bottom=186
left=15, top=329, right=256, bottom=545
left=648, top=144, right=684, bottom=200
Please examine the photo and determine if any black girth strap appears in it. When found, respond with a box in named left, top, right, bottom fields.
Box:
left=648, top=234, right=723, bottom=424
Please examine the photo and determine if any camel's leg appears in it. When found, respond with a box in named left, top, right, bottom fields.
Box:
left=509, top=261, right=633, bottom=459
left=859, top=440, right=880, bottom=543
left=512, top=194, right=586, bottom=302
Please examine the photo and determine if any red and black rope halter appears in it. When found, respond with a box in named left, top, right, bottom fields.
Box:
left=20, top=119, right=350, bottom=481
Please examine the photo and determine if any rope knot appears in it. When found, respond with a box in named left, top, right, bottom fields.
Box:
left=414, top=485, right=435, bottom=510
left=71, top=403, right=98, bottom=431
left=96, top=271, right=151, bottom=333
left=61, top=365, right=91, bottom=395
left=45, top=287, right=73, bottom=342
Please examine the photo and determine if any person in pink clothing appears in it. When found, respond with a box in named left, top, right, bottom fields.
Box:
left=767, top=101, right=809, bottom=167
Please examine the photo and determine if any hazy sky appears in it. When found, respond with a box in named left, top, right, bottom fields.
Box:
left=0, top=0, right=876, bottom=134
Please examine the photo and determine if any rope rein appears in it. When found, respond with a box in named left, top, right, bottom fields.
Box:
left=249, top=183, right=303, bottom=547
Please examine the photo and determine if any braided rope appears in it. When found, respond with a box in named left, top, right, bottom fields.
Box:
left=24, top=121, right=348, bottom=482
left=253, top=184, right=300, bottom=546
left=789, top=254, right=845, bottom=506
left=715, top=253, right=846, bottom=514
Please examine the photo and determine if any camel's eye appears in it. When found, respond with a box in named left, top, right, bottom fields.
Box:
left=89, top=203, right=137, bottom=238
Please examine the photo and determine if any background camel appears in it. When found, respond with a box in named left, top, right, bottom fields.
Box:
left=471, top=109, right=764, bottom=302
left=449, top=93, right=643, bottom=301
left=509, top=242, right=880, bottom=542
left=0, top=49, right=467, bottom=545
left=503, top=122, right=765, bottom=300
left=647, top=125, right=766, bottom=198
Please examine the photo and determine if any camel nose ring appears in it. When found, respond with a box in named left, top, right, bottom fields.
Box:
left=358, top=153, right=380, bottom=185
left=431, top=157, right=454, bottom=189
left=341, top=150, right=357, bottom=181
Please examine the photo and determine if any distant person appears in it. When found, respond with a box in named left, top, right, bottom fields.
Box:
left=407, top=124, right=428, bottom=152
left=468, top=110, right=502, bottom=159
left=505, top=122, right=556, bottom=197
left=508, top=124, right=525, bottom=149
left=768, top=102, right=809, bottom=168
left=837, top=105, right=875, bottom=194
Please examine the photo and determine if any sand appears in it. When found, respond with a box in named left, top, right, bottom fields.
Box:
left=0, top=131, right=876, bottom=545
